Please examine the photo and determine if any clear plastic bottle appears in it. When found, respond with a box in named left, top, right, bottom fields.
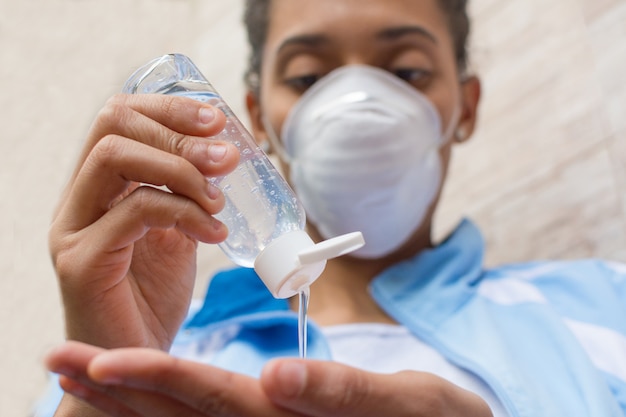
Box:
left=123, top=54, right=363, bottom=298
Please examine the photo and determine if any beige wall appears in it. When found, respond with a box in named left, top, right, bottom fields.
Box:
left=1, top=0, right=624, bottom=415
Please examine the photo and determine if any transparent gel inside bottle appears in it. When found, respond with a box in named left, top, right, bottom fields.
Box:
left=123, top=54, right=364, bottom=299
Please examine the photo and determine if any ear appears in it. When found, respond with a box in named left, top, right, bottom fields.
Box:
left=246, top=90, right=268, bottom=145
left=455, top=76, right=481, bottom=143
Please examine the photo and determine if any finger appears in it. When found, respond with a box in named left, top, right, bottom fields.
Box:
left=45, top=341, right=106, bottom=377
left=58, top=376, right=144, bottom=417
left=261, top=360, right=493, bottom=417
left=59, top=135, right=232, bottom=231
left=261, top=360, right=420, bottom=417
left=52, top=186, right=225, bottom=309
left=104, top=94, right=226, bottom=136
left=86, top=185, right=229, bottom=252
left=87, top=348, right=298, bottom=417
left=84, top=94, right=229, bottom=170
left=60, top=374, right=217, bottom=417
left=47, top=343, right=209, bottom=417
left=55, top=94, right=236, bottom=220
left=261, top=359, right=385, bottom=417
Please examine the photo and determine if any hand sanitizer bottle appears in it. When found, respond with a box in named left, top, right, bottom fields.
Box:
left=123, top=54, right=364, bottom=299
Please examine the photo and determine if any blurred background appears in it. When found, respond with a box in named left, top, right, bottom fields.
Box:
left=1, top=0, right=624, bottom=415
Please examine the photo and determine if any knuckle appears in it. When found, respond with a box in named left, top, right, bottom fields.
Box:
left=158, top=97, right=196, bottom=155
left=406, top=372, right=448, bottom=414
left=105, top=93, right=130, bottom=107
left=329, top=370, right=371, bottom=411
left=172, top=197, right=195, bottom=224
left=48, top=222, right=64, bottom=261
left=166, top=130, right=191, bottom=156
left=88, top=135, right=124, bottom=170
left=125, top=186, right=157, bottom=212
left=125, top=186, right=188, bottom=225
left=195, top=387, right=231, bottom=416
left=52, top=239, right=76, bottom=280
left=168, top=152, right=193, bottom=174
left=159, top=95, right=181, bottom=117
left=50, top=233, right=93, bottom=289
left=159, top=95, right=195, bottom=122
left=160, top=358, right=233, bottom=416
left=98, top=95, right=132, bottom=131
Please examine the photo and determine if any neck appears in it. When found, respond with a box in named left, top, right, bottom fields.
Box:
left=291, top=221, right=434, bottom=326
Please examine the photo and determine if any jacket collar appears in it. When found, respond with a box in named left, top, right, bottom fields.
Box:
left=188, top=219, right=483, bottom=328
left=370, top=218, right=485, bottom=332
left=186, top=266, right=290, bottom=328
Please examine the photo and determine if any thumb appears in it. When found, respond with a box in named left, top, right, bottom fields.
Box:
left=260, top=359, right=408, bottom=417
left=260, top=359, right=493, bottom=417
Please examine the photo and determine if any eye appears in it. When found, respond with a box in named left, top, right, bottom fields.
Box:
left=284, top=74, right=321, bottom=93
left=392, top=68, right=432, bottom=88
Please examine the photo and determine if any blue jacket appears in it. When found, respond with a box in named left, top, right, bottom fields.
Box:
left=177, top=219, right=626, bottom=417
left=35, top=220, right=626, bottom=416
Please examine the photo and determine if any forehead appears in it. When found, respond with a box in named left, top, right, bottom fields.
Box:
left=265, top=0, right=450, bottom=48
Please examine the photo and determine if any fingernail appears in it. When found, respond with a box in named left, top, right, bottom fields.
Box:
left=276, top=361, right=306, bottom=398
left=207, top=182, right=221, bottom=200
left=208, top=144, right=227, bottom=162
left=199, top=107, right=215, bottom=124
left=212, top=218, right=226, bottom=233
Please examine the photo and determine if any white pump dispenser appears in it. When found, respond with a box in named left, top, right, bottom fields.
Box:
left=123, top=54, right=364, bottom=298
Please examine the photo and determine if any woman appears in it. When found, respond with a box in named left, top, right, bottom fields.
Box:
left=39, top=0, right=626, bottom=416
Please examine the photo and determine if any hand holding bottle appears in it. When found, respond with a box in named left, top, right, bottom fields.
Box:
left=122, top=54, right=363, bottom=300
left=49, top=93, right=239, bottom=351
left=47, top=54, right=364, bottom=417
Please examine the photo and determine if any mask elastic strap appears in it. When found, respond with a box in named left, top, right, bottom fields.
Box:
left=261, top=114, right=292, bottom=164
left=442, top=101, right=463, bottom=144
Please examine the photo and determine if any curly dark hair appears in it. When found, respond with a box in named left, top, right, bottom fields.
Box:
left=243, top=0, right=471, bottom=94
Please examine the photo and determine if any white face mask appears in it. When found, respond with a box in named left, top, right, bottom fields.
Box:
left=266, top=65, right=457, bottom=258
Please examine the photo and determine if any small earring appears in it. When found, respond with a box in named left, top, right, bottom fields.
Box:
left=454, top=127, right=467, bottom=142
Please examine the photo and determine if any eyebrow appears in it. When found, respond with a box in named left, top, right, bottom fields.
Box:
left=276, top=34, right=330, bottom=55
left=276, top=24, right=438, bottom=56
left=376, top=25, right=438, bottom=44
